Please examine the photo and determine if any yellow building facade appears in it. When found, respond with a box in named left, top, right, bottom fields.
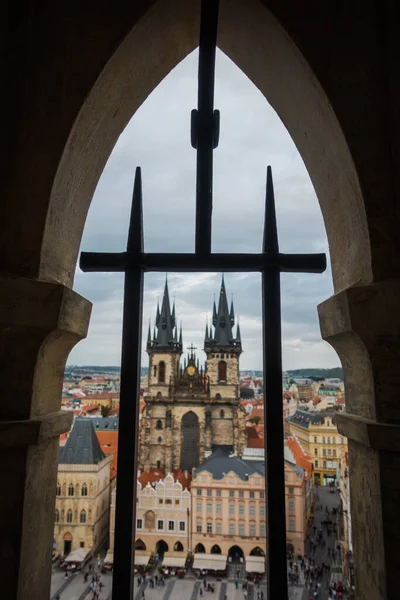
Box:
left=286, top=410, right=347, bottom=486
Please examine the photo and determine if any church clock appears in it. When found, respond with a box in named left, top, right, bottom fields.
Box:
left=186, top=365, right=196, bottom=377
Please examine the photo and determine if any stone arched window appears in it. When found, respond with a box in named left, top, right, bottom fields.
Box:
left=157, top=436, right=162, bottom=443
left=80, top=510, right=86, bottom=523
left=218, top=360, right=227, bottom=382
left=81, top=484, right=88, bottom=496
left=68, top=484, right=74, bottom=496
left=56, top=483, right=61, bottom=496
left=153, top=365, right=157, bottom=377
left=158, top=361, right=166, bottom=383
left=55, top=509, right=59, bottom=523
left=88, top=509, right=92, bottom=523
left=156, top=419, right=163, bottom=430
left=220, top=409, right=225, bottom=418
left=89, top=482, right=94, bottom=495
left=66, top=509, right=73, bottom=523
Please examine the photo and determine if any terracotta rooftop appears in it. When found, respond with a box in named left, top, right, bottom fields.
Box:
left=286, top=435, right=313, bottom=477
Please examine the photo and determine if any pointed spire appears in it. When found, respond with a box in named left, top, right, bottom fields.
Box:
left=156, top=297, right=160, bottom=328
left=263, top=166, right=279, bottom=254
left=147, top=319, right=152, bottom=347
left=179, top=322, right=183, bottom=346
left=171, top=299, right=176, bottom=328
left=236, top=322, right=241, bottom=343
left=153, top=276, right=175, bottom=347
left=127, top=167, right=144, bottom=253
left=205, top=321, right=209, bottom=342
left=212, top=296, right=217, bottom=326
left=230, top=297, right=235, bottom=326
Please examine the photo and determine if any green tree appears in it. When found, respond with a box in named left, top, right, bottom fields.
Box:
left=101, top=405, right=111, bottom=418
left=249, top=416, right=261, bottom=425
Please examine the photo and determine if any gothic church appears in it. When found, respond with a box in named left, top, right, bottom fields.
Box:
left=139, top=277, right=247, bottom=472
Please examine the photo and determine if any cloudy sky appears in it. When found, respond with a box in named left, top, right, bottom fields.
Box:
left=69, top=49, right=339, bottom=371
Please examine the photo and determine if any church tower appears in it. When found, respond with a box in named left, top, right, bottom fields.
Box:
left=204, top=275, right=246, bottom=453
left=140, top=279, right=182, bottom=472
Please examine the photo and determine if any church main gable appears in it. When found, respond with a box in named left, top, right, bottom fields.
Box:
left=139, top=277, right=247, bottom=472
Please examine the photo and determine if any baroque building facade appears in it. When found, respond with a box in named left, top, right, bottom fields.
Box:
left=139, top=277, right=247, bottom=472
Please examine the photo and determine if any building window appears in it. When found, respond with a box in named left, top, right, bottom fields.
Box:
left=327, top=420, right=330, bottom=427
left=56, top=484, right=61, bottom=496
left=68, top=484, right=74, bottom=497
left=216, top=503, right=222, bottom=514
left=315, top=460, right=319, bottom=467
left=323, top=449, right=327, bottom=456
left=156, top=420, right=163, bottom=430
left=239, top=504, right=244, bottom=515
left=229, top=523, right=235, bottom=535
left=159, top=499, right=163, bottom=505
left=260, top=525, right=266, bottom=537
left=260, top=491, right=265, bottom=499
left=250, top=524, right=256, bottom=536
left=179, top=522, right=185, bottom=532
left=249, top=491, right=255, bottom=499
left=156, top=460, right=161, bottom=469
left=218, top=360, right=227, bottom=382
left=249, top=505, right=255, bottom=517
left=55, top=509, right=59, bottom=523
left=260, top=505, right=265, bottom=517
left=229, top=504, right=234, bottom=516
left=168, top=521, right=175, bottom=531
left=81, top=484, right=88, bottom=497
left=207, top=503, right=212, bottom=514
left=197, top=489, right=202, bottom=496
left=80, top=510, right=86, bottom=523
left=328, top=449, right=331, bottom=456
left=216, top=522, right=222, bottom=535
left=229, top=491, right=234, bottom=498
left=323, top=461, right=327, bottom=468
left=314, top=436, right=317, bottom=443
left=158, top=361, right=166, bottom=383
left=157, top=520, right=164, bottom=531
left=314, top=448, right=318, bottom=456
left=288, top=487, right=294, bottom=494
left=137, top=519, right=143, bottom=529
left=157, top=436, right=162, bottom=443
left=239, top=524, right=245, bottom=536
left=239, top=491, right=244, bottom=499
left=165, top=499, right=172, bottom=505
left=322, top=437, right=326, bottom=444
left=220, top=409, right=225, bottom=418
left=341, top=437, right=345, bottom=444
left=333, top=437, right=336, bottom=444
left=288, top=501, right=295, bottom=513
left=66, top=509, right=73, bottom=523
left=289, top=519, right=295, bottom=532
left=327, top=437, right=331, bottom=444
left=207, top=522, right=212, bottom=534
left=196, top=523, right=202, bottom=533
left=196, top=503, right=202, bottom=513
left=333, top=449, right=337, bottom=457
left=207, top=489, right=212, bottom=497
left=216, top=489, right=221, bottom=497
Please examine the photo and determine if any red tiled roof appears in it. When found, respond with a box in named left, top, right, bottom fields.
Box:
left=86, top=391, right=120, bottom=399
left=286, top=436, right=313, bottom=477
left=95, top=430, right=118, bottom=478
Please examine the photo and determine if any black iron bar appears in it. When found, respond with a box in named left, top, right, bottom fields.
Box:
left=193, top=0, right=219, bottom=255
left=262, top=167, right=288, bottom=599
left=80, top=251, right=326, bottom=274
left=112, top=168, right=144, bottom=600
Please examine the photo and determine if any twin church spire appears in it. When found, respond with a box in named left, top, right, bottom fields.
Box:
left=147, top=275, right=242, bottom=354
left=204, top=275, right=242, bottom=351
left=147, top=279, right=182, bottom=351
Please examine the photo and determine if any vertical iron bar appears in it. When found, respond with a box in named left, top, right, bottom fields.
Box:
left=262, top=167, right=288, bottom=600
left=195, top=0, right=219, bottom=255
left=112, top=169, right=144, bottom=600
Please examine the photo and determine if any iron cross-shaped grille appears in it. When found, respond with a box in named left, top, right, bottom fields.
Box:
left=80, top=1, right=326, bottom=598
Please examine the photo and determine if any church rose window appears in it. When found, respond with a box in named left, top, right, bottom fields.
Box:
left=79, top=0, right=326, bottom=596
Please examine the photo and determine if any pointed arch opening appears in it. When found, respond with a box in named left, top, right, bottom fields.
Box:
left=195, top=543, right=206, bottom=554
left=180, top=411, right=200, bottom=471
left=158, top=361, right=166, bottom=383
left=211, top=544, right=222, bottom=554
left=250, top=547, right=265, bottom=557
left=174, top=541, right=184, bottom=552
left=135, top=539, right=146, bottom=550
left=218, top=360, right=227, bottom=383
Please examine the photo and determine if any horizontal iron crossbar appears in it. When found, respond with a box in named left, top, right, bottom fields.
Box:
left=80, top=251, right=326, bottom=273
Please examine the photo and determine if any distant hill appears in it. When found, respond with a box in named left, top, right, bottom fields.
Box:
left=286, top=367, right=343, bottom=380
left=65, top=366, right=149, bottom=377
